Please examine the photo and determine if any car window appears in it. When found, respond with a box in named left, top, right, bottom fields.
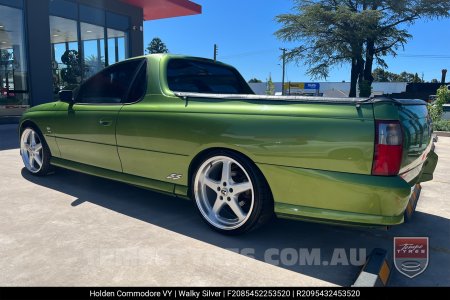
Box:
left=167, top=58, right=254, bottom=95
left=76, top=59, right=144, bottom=104
left=125, top=61, right=147, bottom=103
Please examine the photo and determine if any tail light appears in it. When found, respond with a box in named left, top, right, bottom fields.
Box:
left=372, top=120, right=403, bottom=176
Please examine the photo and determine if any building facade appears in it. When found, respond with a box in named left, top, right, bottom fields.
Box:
left=0, top=0, right=201, bottom=120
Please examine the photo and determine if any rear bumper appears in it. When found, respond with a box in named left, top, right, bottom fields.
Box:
left=400, top=145, right=439, bottom=185
left=416, top=149, right=438, bottom=183
left=257, top=163, right=422, bottom=226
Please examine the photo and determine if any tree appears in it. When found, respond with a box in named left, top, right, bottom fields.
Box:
left=372, top=67, right=391, bottom=82
left=84, top=55, right=106, bottom=78
left=266, top=75, right=275, bottom=95
left=372, top=68, right=424, bottom=82
left=275, top=0, right=450, bottom=97
left=431, top=79, right=439, bottom=83
left=412, top=73, right=422, bottom=83
left=146, top=37, right=169, bottom=54
left=248, top=78, right=262, bottom=83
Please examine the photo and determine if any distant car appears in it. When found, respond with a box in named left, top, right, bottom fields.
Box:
left=428, top=95, right=437, bottom=104
left=443, top=104, right=450, bottom=120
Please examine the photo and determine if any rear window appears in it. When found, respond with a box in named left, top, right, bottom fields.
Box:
left=167, top=58, right=253, bottom=94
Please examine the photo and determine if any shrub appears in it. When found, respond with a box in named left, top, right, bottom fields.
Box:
left=433, top=119, right=450, bottom=132
left=428, top=85, right=450, bottom=124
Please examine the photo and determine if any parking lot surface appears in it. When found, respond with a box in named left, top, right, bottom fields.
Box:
left=1, top=124, right=449, bottom=286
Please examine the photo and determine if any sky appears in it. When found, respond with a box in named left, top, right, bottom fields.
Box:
left=143, top=0, right=450, bottom=83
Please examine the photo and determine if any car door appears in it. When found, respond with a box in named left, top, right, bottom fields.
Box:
left=54, top=59, right=145, bottom=172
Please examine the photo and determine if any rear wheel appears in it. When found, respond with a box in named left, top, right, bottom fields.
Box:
left=192, top=151, right=273, bottom=234
left=20, top=127, right=52, bottom=176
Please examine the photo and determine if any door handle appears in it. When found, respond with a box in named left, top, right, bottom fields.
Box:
left=99, top=119, right=113, bottom=126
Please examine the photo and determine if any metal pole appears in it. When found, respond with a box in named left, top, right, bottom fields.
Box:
left=280, top=48, right=287, bottom=95
left=214, top=44, right=217, bottom=62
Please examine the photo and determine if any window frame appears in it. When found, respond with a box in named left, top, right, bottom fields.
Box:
left=123, top=59, right=148, bottom=105
left=74, top=58, right=146, bottom=105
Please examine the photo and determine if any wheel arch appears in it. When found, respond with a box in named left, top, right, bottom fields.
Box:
left=19, top=119, right=40, bottom=135
left=187, top=147, right=274, bottom=200
left=19, top=119, right=51, bottom=155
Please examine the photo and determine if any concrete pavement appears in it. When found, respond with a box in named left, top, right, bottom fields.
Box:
left=0, top=124, right=449, bottom=286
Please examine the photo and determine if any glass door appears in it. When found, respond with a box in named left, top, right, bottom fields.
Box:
left=81, top=22, right=105, bottom=79
left=49, top=16, right=80, bottom=98
left=0, top=4, right=28, bottom=117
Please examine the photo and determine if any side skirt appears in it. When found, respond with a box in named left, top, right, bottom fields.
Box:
left=50, top=157, right=189, bottom=198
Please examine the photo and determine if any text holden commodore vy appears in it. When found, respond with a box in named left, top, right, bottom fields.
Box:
left=19, top=54, right=438, bottom=234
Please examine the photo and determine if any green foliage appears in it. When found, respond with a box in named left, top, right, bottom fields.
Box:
left=428, top=85, right=450, bottom=125
left=248, top=78, right=262, bottom=83
left=433, top=119, right=450, bottom=131
left=266, top=75, right=275, bottom=95
left=412, top=73, right=422, bottom=83
left=146, top=37, right=169, bottom=54
left=372, top=68, right=425, bottom=82
left=84, top=55, right=105, bottom=77
left=358, top=80, right=372, bottom=97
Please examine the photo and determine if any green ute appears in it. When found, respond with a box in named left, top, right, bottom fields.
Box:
left=18, top=54, right=438, bottom=234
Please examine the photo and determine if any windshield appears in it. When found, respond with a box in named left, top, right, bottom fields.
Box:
left=167, top=58, right=254, bottom=95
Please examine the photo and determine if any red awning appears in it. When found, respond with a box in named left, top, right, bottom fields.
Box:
left=121, top=0, right=202, bottom=21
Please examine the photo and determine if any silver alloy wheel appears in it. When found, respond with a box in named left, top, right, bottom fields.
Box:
left=194, top=156, right=255, bottom=230
left=20, top=128, right=44, bottom=173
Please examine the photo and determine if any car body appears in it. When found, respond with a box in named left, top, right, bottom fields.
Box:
left=19, top=54, right=438, bottom=234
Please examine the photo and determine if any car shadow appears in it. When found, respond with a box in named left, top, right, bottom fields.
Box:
left=0, top=124, right=19, bottom=151
left=21, top=167, right=450, bottom=286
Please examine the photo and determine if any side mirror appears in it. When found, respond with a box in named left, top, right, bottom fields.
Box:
left=59, top=90, right=74, bottom=103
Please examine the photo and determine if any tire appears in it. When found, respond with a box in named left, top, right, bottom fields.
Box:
left=191, top=150, right=274, bottom=235
left=20, top=127, right=52, bottom=176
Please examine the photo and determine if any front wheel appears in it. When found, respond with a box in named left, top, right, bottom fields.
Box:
left=192, top=151, right=273, bottom=234
left=20, top=127, right=52, bottom=176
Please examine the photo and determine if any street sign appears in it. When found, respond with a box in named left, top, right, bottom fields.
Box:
left=304, top=82, right=320, bottom=90
left=283, top=82, right=320, bottom=90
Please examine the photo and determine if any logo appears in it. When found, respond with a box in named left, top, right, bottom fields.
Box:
left=220, top=188, right=228, bottom=196
left=394, top=237, right=429, bottom=278
left=166, top=173, right=182, bottom=180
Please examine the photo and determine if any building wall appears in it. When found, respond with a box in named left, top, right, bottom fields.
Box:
left=25, top=0, right=54, bottom=106
left=24, top=0, right=143, bottom=106
left=2, top=0, right=202, bottom=121
left=74, top=0, right=143, bottom=58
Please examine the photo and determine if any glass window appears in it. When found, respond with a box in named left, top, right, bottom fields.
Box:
left=81, top=22, right=105, bottom=79
left=49, top=0, right=77, bottom=20
left=0, top=4, right=29, bottom=117
left=126, top=61, right=147, bottom=103
left=76, top=59, right=144, bottom=104
left=107, top=28, right=128, bottom=65
left=167, top=59, right=253, bottom=94
left=49, top=16, right=80, bottom=97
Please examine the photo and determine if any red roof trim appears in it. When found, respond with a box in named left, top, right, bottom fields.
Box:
left=121, top=0, right=202, bottom=21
